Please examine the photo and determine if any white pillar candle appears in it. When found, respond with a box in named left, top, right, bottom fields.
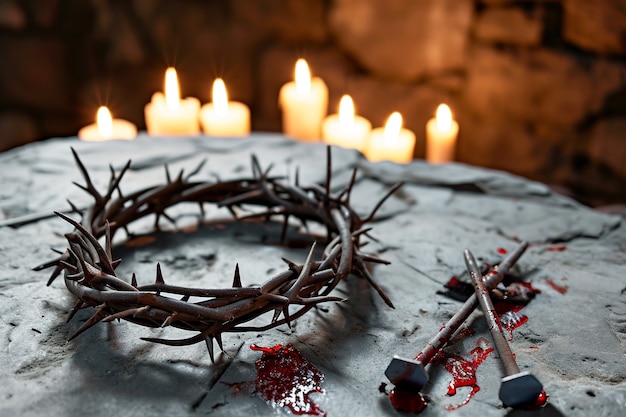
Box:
left=426, top=103, right=459, bottom=163
left=365, top=112, right=416, bottom=164
left=144, top=67, right=200, bottom=135
left=200, top=78, right=250, bottom=137
left=278, top=59, right=328, bottom=141
left=322, top=94, right=372, bottom=151
left=78, top=106, right=137, bottom=142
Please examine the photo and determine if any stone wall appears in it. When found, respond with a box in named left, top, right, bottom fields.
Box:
left=0, top=0, right=624, bottom=206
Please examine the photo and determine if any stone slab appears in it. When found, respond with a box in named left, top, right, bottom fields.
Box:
left=0, top=134, right=624, bottom=417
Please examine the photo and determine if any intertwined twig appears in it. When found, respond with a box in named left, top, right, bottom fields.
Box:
left=35, top=147, right=402, bottom=361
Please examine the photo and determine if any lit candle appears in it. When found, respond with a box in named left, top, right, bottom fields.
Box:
left=278, top=59, right=328, bottom=141
left=426, top=103, right=459, bottom=163
left=144, top=67, right=200, bottom=135
left=199, top=78, right=250, bottom=137
left=78, top=106, right=137, bottom=142
left=365, top=112, right=416, bottom=164
left=322, top=94, right=372, bottom=151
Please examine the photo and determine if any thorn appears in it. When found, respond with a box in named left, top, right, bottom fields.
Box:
left=68, top=304, right=109, bottom=341
left=205, top=337, right=215, bottom=362
left=111, top=258, right=122, bottom=269
left=131, top=273, right=138, bottom=288
left=66, top=299, right=86, bottom=323
left=282, top=306, right=292, bottom=330
left=180, top=294, right=190, bottom=302
left=161, top=312, right=178, bottom=328
left=155, top=263, right=165, bottom=284
left=104, top=220, right=113, bottom=261
left=215, top=333, right=224, bottom=351
left=280, top=214, right=290, bottom=244
left=232, top=264, right=242, bottom=288
left=165, top=164, right=172, bottom=184
left=281, top=257, right=299, bottom=271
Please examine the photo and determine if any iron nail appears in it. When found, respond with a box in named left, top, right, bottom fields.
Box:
left=385, top=241, right=529, bottom=393
left=465, top=248, right=544, bottom=409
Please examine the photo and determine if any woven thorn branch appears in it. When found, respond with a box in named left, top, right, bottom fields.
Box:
left=34, top=146, right=403, bottom=362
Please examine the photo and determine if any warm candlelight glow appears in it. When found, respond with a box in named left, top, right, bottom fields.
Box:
left=200, top=77, right=250, bottom=137
left=96, top=106, right=113, bottom=138
left=322, top=94, right=371, bottom=150
left=295, top=59, right=311, bottom=96
left=364, top=111, right=415, bottom=163
left=79, top=105, right=137, bottom=141
left=212, top=78, right=229, bottom=117
left=164, top=67, right=181, bottom=110
left=426, top=102, right=459, bottom=163
left=436, top=103, right=453, bottom=131
left=338, top=94, right=355, bottom=130
left=384, top=111, right=403, bottom=142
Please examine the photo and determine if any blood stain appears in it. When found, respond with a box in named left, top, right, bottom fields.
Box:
left=499, top=308, right=529, bottom=341
left=546, top=278, right=568, bottom=294
left=522, top=390, right=549, bottom=409
left=547, top=245, right=566, bottom=252
left=227, top=344, right=326, bottom=416
left=497, top=247, right=508, bottom=255
left=431, top=337, right=494, bottom=410
left=389, top=388, right=428, bottom=413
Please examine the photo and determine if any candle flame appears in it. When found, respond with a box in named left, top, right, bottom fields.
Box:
left=96, top=106, right=113, bottom=138
left=384, top=111, right=403, bottom=142
left=295, top=59, right=311, bottom=96
left=338, top=95, right=355, bottom=130
left=212, top=78, right=229, bottom=117
left=165, top=67, right=181, bottom=110
left=436, top=103, right=453, bottom=131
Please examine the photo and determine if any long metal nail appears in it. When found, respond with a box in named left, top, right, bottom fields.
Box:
left=464, top=248, right=543, bottom=409
left=385, top=241, right=529, bottom=392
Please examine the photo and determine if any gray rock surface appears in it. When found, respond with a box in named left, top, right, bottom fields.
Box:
left=0, top=134, right=625, bottom=417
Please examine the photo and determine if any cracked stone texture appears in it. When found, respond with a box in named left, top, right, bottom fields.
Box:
left=0, top=134, right=625, bottom=417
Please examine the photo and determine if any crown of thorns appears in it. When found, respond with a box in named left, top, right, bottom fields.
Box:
left=34, top=147, right=402, bottom=361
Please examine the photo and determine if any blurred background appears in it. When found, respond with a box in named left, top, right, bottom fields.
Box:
left=0, top=0, right=624, bottom=207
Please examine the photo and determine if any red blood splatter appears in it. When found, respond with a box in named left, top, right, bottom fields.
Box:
left=497, top=247, right=508, bottom=255
left=547, top=245, right=567, bottom=252
left=532, top=390, right=549, bottom=408
left=529, top=345, right=540, bottom=350
left=389, top=388, right=428, bottom=413
left=431, top=337, right=494, bottom=410
left=546, top=278, right=568, bottom=294
left=227, top=344, right=326, bottom=416
left=499, top=309, right=529, bottom=341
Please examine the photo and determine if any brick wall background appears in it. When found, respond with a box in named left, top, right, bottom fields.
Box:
left=0, top=0, right=625, bottom=206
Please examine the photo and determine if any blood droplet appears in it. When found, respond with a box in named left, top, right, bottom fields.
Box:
left=431, top=337, right=494, bottom=410
left=532, top=390, right=549, bottom=408
left=389, top=388, right=428, bottom=413
left=547, top=245, right=566, bottom=252
left=227, top=344, right=326, bottom=416
left=497, top=247, right=508, bottom=255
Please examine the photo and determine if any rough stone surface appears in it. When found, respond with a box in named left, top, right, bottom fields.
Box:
left=231, top=0, right=328, bottom=43
left=0, top=37, right=70, bottom=111
left=474, top=7, right=543, bottom=46
left=589, top=118, right=626, bottom=179
left=461, top=47, right=626, bottom=132
left=563, top=0, right=626, bottom=54
left=0, top=0, right=25, bottom=29
left=0, top=135, right=624, bottom=417
left=0, top=112, right=39, bottom=152
left=329, top=0, right=473, bottom=81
